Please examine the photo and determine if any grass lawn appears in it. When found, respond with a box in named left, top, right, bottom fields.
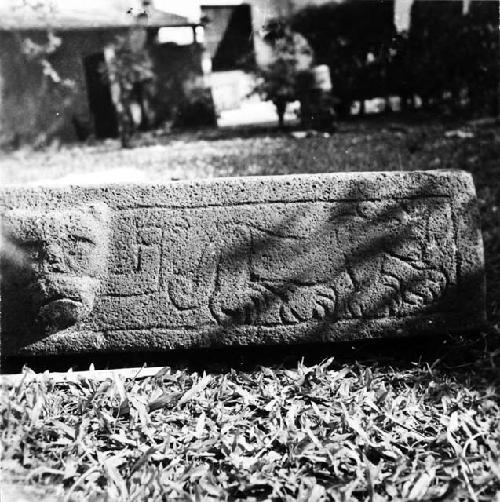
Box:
left=1, top=118, right=499, bottom=501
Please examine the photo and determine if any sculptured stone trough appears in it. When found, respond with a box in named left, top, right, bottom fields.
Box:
left=0, top=171, right=486, bottom=356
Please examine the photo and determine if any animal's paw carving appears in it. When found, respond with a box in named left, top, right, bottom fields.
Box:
left=279, top=284, right=336, bottom=324
left=400, top=269, right=448, bottom=311
left=213, top=283, right=274, bottom=325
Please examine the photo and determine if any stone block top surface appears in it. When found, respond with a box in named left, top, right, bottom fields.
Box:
left=0, top=171, right=485, bottom=356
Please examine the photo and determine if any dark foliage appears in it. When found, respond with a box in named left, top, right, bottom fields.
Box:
left=173, top=87, right=217, bottom=129
left=291, top=0, right=499, bottom=117
left=402, top=0, right=499, bottom=115
left=106, top=29, right=155, bottom=148
left=253, top=18, right=314, bottom=128
left=292, top=0, right=395, bottom=116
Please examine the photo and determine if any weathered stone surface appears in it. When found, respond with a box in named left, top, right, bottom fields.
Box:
left=0, top=171, right=485, bottom=356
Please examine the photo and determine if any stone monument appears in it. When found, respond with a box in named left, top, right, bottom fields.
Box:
left=0, top=171, right=485, bottom=356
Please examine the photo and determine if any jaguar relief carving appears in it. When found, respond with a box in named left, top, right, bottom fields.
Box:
left=161, top=199, right=453, bottom=327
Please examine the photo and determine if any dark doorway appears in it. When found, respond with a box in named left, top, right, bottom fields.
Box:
left=83, top=52, right=118, bottom=138
left=202, top=4, right=255, bottom=71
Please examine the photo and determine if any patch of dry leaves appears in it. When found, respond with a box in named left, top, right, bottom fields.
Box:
left=2, top=348, right=499, bottom=501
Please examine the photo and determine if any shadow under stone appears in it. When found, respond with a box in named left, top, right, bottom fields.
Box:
left=0, top=172, right=487, bottom=371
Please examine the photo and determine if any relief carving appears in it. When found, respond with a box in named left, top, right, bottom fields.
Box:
left=145, top=199, right=454, bottom=328
left=87, top=198, right=455, bottom=333
left=104, top=216, right=161, bottom=295
left=208, top=224, right=341, bottom=325
left=1, top=204, right=109, bottom=335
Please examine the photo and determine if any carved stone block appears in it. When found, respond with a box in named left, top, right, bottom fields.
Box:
left=0, top=171, right=486, bottom=356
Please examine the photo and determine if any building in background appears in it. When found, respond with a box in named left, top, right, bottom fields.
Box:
left=0, top=0, right=208, bottom=146
left=201, top=0, right=303, bottom=113
left=1, top=0, right=487, bottom=144
left=200, top=0, right=347, bottom=115
left=199, top=0, right=488, bottom=117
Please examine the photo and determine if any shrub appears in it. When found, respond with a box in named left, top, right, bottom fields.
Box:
left=254, top=18, right=314, bottom=128
left=19, top=31, right=76, bottom=147
left=106, top=28, right=155, bottom=147
left=291, top=0, right=499, bottom=117
left=292, top=0, right=395, bottom=117
left=173, top=86, right=217, bottom=129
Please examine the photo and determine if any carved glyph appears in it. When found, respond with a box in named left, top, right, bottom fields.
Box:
left=90, top=198, right=456, bottom=331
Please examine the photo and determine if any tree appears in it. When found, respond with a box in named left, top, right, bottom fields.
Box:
left=104, top=26, right=155, bottom=148
left=254, top=18, right=313, bottom=128
left=292, top=0, right=396, bottom=117
left=3, top=1, right=77, bottom=147
left=403, top=0, right=499, bottom=116
left=461, top=0, right=499, bottom=116
left=17, top=30, right=76, bottom=147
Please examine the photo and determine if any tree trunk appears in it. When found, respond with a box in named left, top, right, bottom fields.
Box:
left=358, top=100, right=365, bottom=116
left=400, top=94, right=409, bottom=112
left=118, top=96, right=134, bottom=148
left=385, top=97, right=392, bottom=113
left=276, top=100, right=286, bottom=129
left=421, top=94, right=431, bottom=110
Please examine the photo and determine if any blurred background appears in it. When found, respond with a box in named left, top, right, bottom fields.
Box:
left=0, top=0, right=497, bottom=149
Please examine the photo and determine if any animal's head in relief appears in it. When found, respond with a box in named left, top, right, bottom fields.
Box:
left=1, top=204, right=109, bottom=334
